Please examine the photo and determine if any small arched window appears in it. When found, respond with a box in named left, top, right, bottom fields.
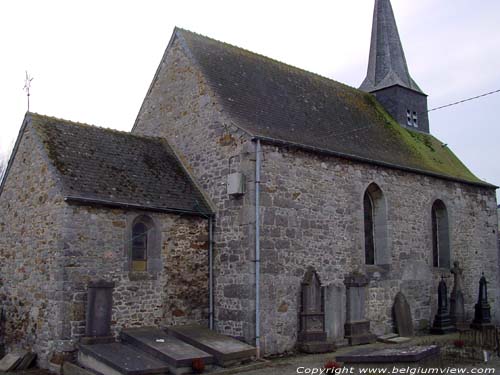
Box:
left=132, top=221, right=148, bottom=271
left=432, top=200, right=450, bottom=269
left=363, top=183, right=389, bottom=265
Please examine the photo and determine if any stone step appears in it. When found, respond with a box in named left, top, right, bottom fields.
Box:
left=78, top=342, right=170, bottom=375
left=121, top=327, right=213, bottom=375
left=165, top=325, right=256, bottom=367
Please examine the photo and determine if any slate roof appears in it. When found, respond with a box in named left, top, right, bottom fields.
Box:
left=176, top=28, right=489, bottom=187
left=29, top=113, right=212, bottom=215
left=360, top=0, right=423, bottom=93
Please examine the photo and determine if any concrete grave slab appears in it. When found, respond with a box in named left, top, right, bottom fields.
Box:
left=63, top=361, right=96, bottom=375
left=384, top=337, right=412, bottom=344
left=16, top=352, right=37, bottom=370
left=78, top=343, right=169, bottom=375
left=165, top=325, right=256, bottom=367
left=121, top=327, right=213, bottom=374
left=0, top=351, right=26, bottom=371
left=336, top=345, right=439, bottom=364
left=377, top=333, right=398, bottom=343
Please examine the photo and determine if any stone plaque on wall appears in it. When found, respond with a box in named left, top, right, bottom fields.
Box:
left=344, top=273, right=376, bottom=345
left=325, top=283, right=347, bottom=347
left=82, top=279, right=115, bottom=344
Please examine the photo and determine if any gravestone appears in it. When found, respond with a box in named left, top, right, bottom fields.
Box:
left=393, top=292, right=414, bottom=337
left=450, top=261, right=466, bottom=329
left=81, top=279, right=115, bottom=344
left=430, top=276, right=455, bottom=334
left=325, top=283, right=348, bottom=347
left=344, top=273, right=376, bottom=345
left=471, top=273, right=493, bottom=331
left=298, top=267, right=335, bottom=353
left=336, top=345, right=440, bottom=365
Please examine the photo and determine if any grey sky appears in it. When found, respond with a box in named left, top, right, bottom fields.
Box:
left=1, top=0, right=500, bottom=198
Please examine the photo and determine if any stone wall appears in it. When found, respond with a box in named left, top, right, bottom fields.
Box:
left=133, top=34, right=258, bottom=342
left=257, top=144, right=499, bottom=353
left=0, top=123, right=67, bottom=367
left=0, top=120, right=210, bottom=367
left=59, top=205, right=209, bottom=345
left=133, top=33, right=499, bottom=356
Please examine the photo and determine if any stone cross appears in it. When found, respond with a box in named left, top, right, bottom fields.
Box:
left=450, top=261, right=465, bottom=328
left=451, top=261, right=464, bottom=295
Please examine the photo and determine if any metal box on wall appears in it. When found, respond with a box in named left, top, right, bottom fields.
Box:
left=227, top=172, right=246, bottom=196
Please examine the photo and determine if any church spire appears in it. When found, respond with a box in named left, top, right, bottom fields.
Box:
left=360, top=0, right=430, bottom=133
left=360, top=0, right=423, bottom=93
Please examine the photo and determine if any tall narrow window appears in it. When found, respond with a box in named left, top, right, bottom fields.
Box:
left=363, top=183, right=389, bottom=265
left=432, top=200, right=450, bottom=268
left=407, top=110, right=412, bottom=126
left=132, top=222, right=148, bottom=271
left=412, top=111, right=418, bottom=127
left=364, top=192, right=375, bottom=265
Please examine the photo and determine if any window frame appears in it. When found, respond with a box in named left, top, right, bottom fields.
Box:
left=431, top=200, right=451, bottom=269
left=363, top=183, right=389, bottom=266
left=126, top=214, right=161, bottom=278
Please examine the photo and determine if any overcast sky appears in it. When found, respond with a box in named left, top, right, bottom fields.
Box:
left=1, top=0, right=500, bottom=199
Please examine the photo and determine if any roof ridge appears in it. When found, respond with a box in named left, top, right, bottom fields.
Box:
left=28, top=112, right=168, bottom=143
left=176, top=28, right=362, bottom=94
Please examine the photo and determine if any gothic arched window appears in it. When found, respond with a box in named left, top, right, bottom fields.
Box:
left=132, top=221, right=149, bottom=271
left=432, top=200, right=450, bottom=268
left=364, top=192, right=375, bottom=265
left=363, top=183, right=389, bottom=265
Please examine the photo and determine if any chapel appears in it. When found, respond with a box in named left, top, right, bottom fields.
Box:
left=0, top=0, right=498, bottom=368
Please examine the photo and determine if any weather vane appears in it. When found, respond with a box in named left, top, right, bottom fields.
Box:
left=23, top=71, right=34, bottom=111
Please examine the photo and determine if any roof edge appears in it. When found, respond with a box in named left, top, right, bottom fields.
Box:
left=64, top=196, right=214, bottom=217
left=132, top=27, right=180, bottom=132
left=0, top=112, right=31, bottom=198
left=158, top=139, right=217, bottom=215
left=252, top=136, right=497, bottom=190
left=369, top=83, right=428, bottom=97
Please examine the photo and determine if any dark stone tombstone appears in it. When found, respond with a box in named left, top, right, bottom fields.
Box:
left=430, top=276, right=455, bottom=334
left=298, top=267, right=335, bottom=353
left=471, top=273, right=494, bottom=331
left=81, top=279, right=115, bottom=344
left=450, top=261, right=466, bottom=329
left=344, top=273, right=376, bottom=345
left=393, top=292, right=414, bottom=337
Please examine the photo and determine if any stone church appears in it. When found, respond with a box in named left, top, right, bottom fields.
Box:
left=0, top=0, right=498, bottom=368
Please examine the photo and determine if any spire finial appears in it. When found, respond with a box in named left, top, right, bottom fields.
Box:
left=23, top=71, right=34, bottom=111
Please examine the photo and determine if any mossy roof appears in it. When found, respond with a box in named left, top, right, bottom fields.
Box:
left=29, top=113, right=212, bottom=215
left=177, top=28, right=489, bottom=187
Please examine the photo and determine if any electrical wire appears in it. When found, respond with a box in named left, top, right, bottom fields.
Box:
left=428, top=89, right=500, bottom=113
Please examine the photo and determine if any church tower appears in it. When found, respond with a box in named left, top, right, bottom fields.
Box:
left=360, top=0, right=430, bottom=133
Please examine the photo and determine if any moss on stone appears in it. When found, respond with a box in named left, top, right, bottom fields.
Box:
left=369, top=96, right=482, bottom=183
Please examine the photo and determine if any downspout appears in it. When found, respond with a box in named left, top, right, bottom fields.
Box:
left=209, top=215, right=214, bottom=330
left=255, top=140, right=261, bottom=357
